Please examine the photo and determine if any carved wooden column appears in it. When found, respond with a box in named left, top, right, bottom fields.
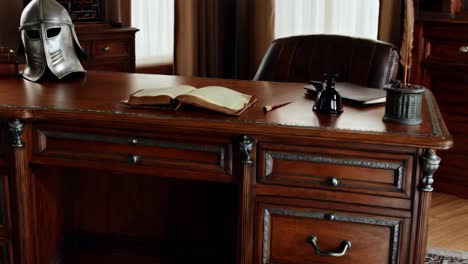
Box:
left=413, top=149, right=441, bottom=264
left=8, top=119, right=35, bottom=264
left=238, top=135, right=255, bottom=264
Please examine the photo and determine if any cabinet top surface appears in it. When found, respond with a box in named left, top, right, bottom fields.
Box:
left=0, top=72, right=452, bottom=149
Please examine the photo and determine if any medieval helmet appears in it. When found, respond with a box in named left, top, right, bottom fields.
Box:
left=19, top=0, right=86, bottom=82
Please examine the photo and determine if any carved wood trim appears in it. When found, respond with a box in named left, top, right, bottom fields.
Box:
left=419, top=149, right=441, bottom=192
left=238, top=135, right=255, bottom=264
left=8, top=120, right=24, bottom=149
left=8, top=121, right=35, bottom=264
left=424, top=91, right=443, bottom=136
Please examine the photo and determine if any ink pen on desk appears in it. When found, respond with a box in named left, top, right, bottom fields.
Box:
left=263, top=101, right=293, bottom=113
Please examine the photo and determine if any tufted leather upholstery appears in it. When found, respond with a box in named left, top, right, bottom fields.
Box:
left=254, top=35, right=399, bottom=88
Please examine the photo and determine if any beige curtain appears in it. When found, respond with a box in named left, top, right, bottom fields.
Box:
left=174, top=0, right=275, bottom=79
left=379, top=0, right=403, bottom=46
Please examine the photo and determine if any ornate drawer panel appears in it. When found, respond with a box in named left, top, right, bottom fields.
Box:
left=256, top=203, right=410, bottom=264
left=33, top=125, right=233, bottom=181
left=93, top=39, right=130, bottom=58
left=258, top=144, right=414, bottom=198
left=426, top=39, right=468, bottom=63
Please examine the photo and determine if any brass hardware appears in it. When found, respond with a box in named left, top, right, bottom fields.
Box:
left=130, top=138, right=139, bottom=145
left=325, top=213, right=336, bottom=221
left=128, top=155, right=141, bottom=164
left=103, top=46, right=111, bottom=53
left=329, top=177, right=340, bottom=187
left=459, top=46, right=468, bottom=53
left=307, top=235, right=352, bottom=257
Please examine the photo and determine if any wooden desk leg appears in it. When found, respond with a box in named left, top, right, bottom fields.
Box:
left=238, top=135, right=255, bottom=264
left=8, top=120, right=35, bottom=264
left=413, top=149, right=441, bottom=264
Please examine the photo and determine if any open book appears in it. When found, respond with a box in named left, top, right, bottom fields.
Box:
left=122, top=85, right=257, bottom=116
left=304, top=82, right=387, bottom=105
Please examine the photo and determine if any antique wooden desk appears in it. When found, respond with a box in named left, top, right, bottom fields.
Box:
left=0, top=72, right=452, bottom=264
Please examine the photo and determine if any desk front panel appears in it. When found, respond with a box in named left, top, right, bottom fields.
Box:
left=32, top=124, right=234, bottom=183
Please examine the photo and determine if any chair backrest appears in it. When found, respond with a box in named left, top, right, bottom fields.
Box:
left=254, top=34, right=399, bottom=88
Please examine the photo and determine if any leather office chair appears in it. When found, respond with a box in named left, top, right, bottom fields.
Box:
left=254, top=35, right=399, bottom=88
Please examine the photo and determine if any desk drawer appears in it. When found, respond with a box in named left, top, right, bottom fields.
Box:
left=257, top=203, right=409, bottom=264
left=427, top=39, right=468, bottom=63
left=93, top=40, right=130, bottom=58
left=258, top=144, right=413, bottom=198
left=33, top=125, right=232, bottom=179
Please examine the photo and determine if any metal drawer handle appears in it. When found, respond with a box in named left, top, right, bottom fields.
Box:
left=307, top=235, right=352, bottom=257
left=129, top=138, right=139, bottom=145
left=329, top=177, right=340, bottom=187
left=460, top=46, right=468, bottom=53
left=103, top=46, right=111, bottom=53
left=128, top=155, right=141, bottom=164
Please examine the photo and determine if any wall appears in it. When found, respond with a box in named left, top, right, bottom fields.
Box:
left=0, top=1, right=24, bottom=51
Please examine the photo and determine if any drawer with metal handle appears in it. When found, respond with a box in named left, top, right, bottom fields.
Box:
left=256, top=203, right=410, bottom=264
left=32, top=124, right=234, bottom=183
left=258, top=143, right=414, bottom=199
left=426, top=39, right=468, bottom=63
left=93, top=39, right=130, bottom=58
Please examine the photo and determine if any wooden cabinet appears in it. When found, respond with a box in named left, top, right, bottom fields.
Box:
left=75, top=24, right=138, bottom=73
left=412, top=4, right=468, bottom=197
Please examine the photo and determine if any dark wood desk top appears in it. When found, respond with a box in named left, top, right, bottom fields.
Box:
left=0, top=71, right=452, bottom=149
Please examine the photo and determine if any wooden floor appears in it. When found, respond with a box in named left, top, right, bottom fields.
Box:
left=428, top=192, right=468, bottom=251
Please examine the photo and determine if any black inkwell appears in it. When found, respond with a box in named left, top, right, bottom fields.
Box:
left=312, top=73, right=343, bottom=114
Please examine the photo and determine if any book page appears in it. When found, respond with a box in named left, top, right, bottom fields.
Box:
left=179, top=86, right=252, bottom=113
left=132, top=85, right=196, bottom=99
left=126, top=85, right=197, bottom=105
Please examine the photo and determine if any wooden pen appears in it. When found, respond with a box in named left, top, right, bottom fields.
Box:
left=263, top=101, right=293, bottom=112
